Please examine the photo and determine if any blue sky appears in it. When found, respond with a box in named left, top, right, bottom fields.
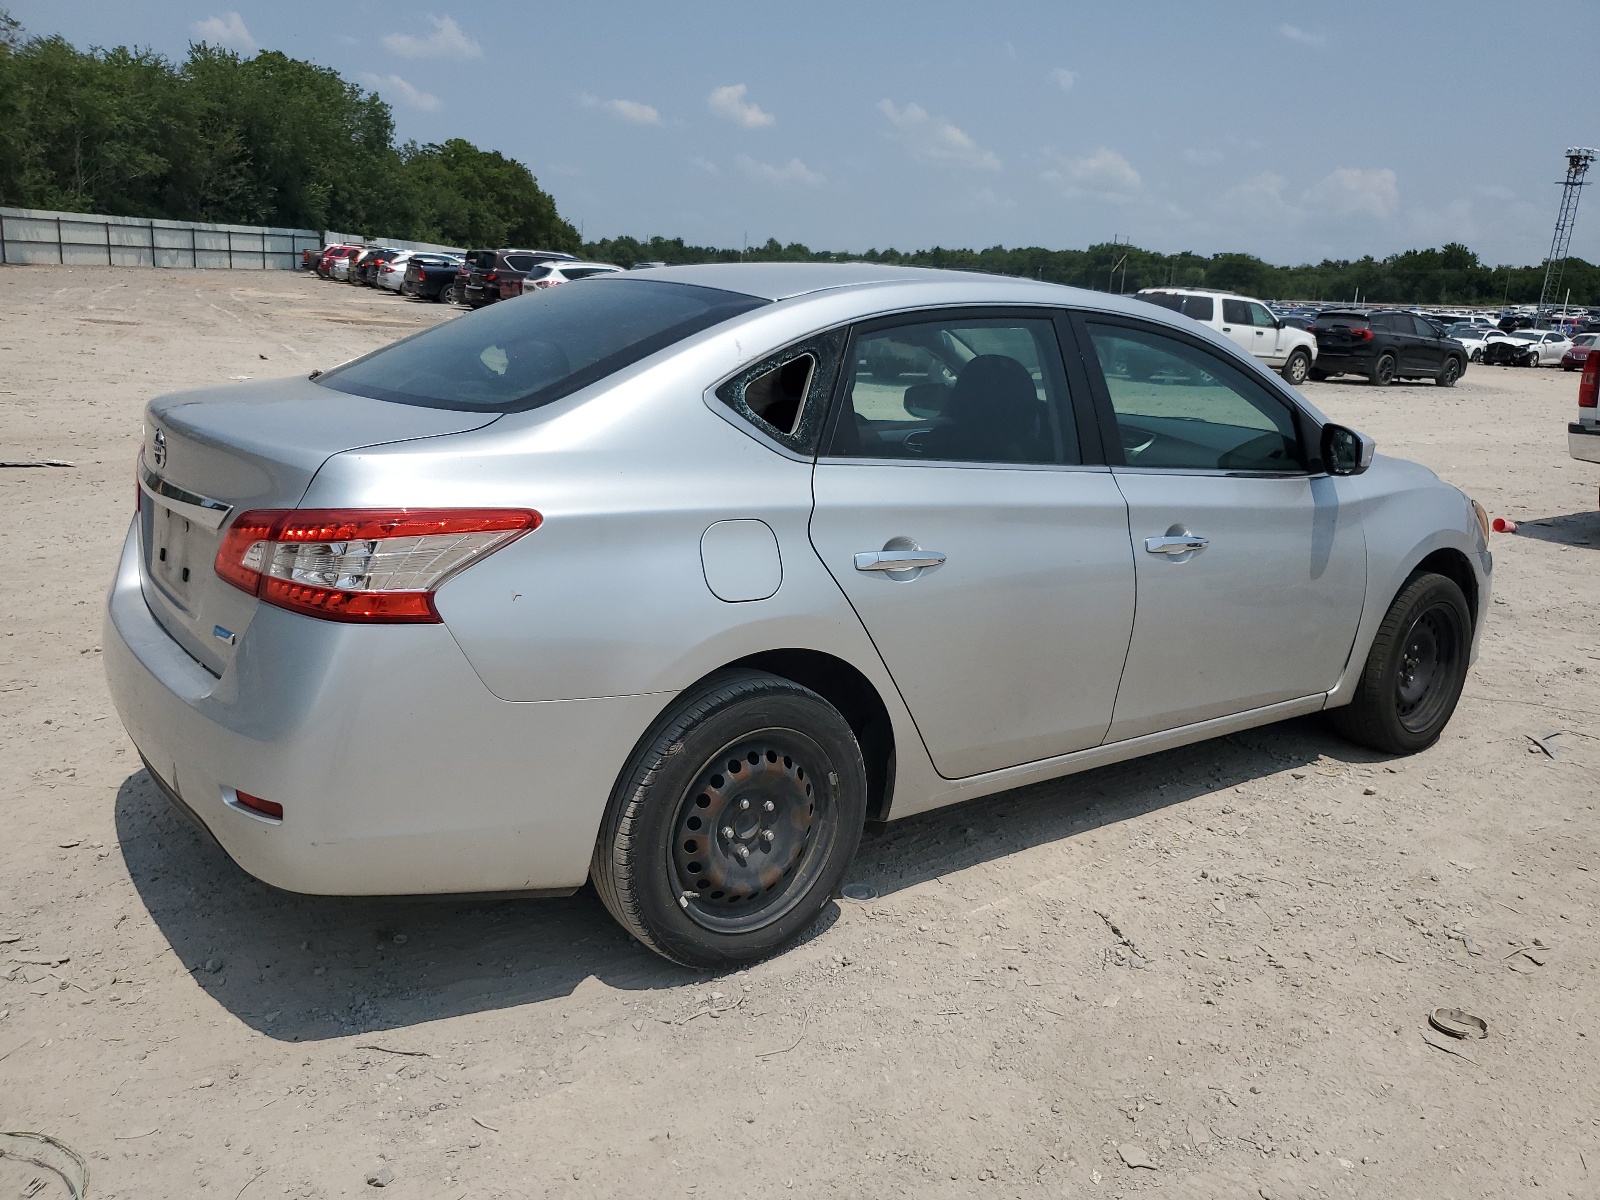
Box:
left=17, top=1, right=1599, bottom=266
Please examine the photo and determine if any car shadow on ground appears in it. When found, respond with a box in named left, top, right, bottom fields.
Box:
left=1513, top=511, right=1600, bottom=549
left=114, top=715, right=1372, bottom=1042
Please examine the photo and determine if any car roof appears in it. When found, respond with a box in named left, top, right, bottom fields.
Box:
left=626, top=262, right=999, bottom=301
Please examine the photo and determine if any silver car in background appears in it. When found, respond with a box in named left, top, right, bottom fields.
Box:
left=106, top=264, right=1492, bottom=966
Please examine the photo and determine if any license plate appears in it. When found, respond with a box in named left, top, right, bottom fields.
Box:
left=150, top=504, right=197, bottom=602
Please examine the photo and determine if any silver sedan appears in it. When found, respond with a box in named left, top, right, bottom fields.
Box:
left=105, top=264, right=1493, bottom=966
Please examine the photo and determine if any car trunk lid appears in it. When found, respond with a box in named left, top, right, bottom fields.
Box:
left=138, top=375, right=499, bottom=675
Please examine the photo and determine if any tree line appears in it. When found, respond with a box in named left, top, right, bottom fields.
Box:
left=1, top=12, right=1589, bottom=306
left=584, top=236, right=1598, bottom=308
left=0, top=11, right=579, bottom=250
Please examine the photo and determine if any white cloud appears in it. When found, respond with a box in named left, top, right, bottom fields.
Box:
left=1043, top=147, right=1142, bottom=202
left=1182, top=147, right=1224, bottom=167
left=1050, top=68, right=1076, bottom=92
left=708, top=84, right=774, bottom=129
left=192, top=12, right=255, bottom=51
left=1303, top=167, right=1398, bottom=219
left=359, top=73, right=441, bottom=112
left=690, top=156, right=720, bottom=176
left=579, top=94, right=661, bottom=125
left=1279, top=23, right=1326, bottom=46
left=738, top=155, right=825, bottom=188
left=877, top=100, right=999, bottom=171
left=381, top=15, right=482, bottom=60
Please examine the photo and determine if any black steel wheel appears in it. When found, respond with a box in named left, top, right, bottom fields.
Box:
left=1329, top=572, right=1472, bottom=754
left=1371, top=352, right=1397, bottom=386
left=1281, top=348, right=1312, bottom=387
left=1434, top=357, right=1461, bottom=387
left=592, top=670, right=867, bottom=967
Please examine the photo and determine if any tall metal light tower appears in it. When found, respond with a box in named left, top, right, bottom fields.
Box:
left=1538, top=147, right=1597, bottom=313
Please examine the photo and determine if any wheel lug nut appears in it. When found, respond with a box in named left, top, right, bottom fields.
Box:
left=735, top=845, right=749, bottom=861
left=761, top=830, right=775, bottom=844
left=721, top=826, right=735, bottom=840
left=738, top=799, right=750, bottom=812
left=762, top=800, right=775, bottom=813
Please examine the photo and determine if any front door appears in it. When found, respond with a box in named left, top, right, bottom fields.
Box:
left=1078, top=317, right=1367, bottom=741
left=1404, top=315, right=1446, bottom=374
left=809, top=311, right=1136, bottom=779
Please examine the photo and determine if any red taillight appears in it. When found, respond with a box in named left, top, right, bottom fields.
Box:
left=234, top=790, right=283, bottom=820
left=1350, top=328, right=1374, bottom=342
left=214, top=508, right=541, bottom=623
left=1580, top=356, right=1598, bottom=407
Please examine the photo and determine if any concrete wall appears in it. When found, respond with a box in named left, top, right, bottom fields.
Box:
left=0, top=207, right=322, bottom=270
left=324, top=231, right=466, bottom=257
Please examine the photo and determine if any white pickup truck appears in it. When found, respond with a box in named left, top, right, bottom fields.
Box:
left=1136, top=287, right=1319, bottom=386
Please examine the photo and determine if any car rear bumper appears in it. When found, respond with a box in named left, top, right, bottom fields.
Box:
left=1571, top=421, right=1600, bottom=464
left=1311, top=348, right=1376, bottom=373
left=103, top=521, right=669, bottom=896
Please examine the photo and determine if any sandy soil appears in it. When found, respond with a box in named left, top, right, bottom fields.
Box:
left=2, top=265, right=1599, bottom=1200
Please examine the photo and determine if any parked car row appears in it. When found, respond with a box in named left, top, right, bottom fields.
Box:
left=309, top=243, right=624, bottom=308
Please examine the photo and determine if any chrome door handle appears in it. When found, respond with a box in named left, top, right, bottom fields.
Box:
left=1144, top=535, right=1209, bottom=555
left=854, top=550, right=947, bottom=571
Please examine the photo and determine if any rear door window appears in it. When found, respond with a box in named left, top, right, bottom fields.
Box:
left=1180, top=295, right=1214, bottom=321
left=825, top=316, right=1078, bottom=465
left=1222, top=299, right=1251, bottom=325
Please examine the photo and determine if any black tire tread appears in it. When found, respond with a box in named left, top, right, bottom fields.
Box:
left=1329, top=572, right=1469, bottom=754
left=591, top=670, right=861, bottom=967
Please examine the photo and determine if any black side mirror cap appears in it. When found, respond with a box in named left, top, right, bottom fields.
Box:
left=1322, top=423, right=1375, bottom=476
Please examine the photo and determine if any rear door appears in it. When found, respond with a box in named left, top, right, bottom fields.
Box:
left=1075, top=316, right=1366, bottom=741
left=809, top=309, right=1136, bottom=778
left=1219, top=298, right=1259, bottom=358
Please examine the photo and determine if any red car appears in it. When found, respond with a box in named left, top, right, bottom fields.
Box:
left=1561, top=333, right=1598, bottom=371
left=315, top=245, right=359, bottom=278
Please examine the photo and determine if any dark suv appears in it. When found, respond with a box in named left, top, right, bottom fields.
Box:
left=461, top=249, right=579, bottom=308
left=1309, top=310, right=1468, bottom=386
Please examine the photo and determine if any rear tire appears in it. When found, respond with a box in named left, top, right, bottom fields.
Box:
left=1329, top=572, right=1472, bottom=755
left=1370, top=352, right=1397, bottom=386
left=1308, top=368, right=1330, bottom=381
left=591, top=670, right=867, bottom=968
left=1434, top=357, right=1461, bottom=387
left=1281, top=348, right=1312, bottom=386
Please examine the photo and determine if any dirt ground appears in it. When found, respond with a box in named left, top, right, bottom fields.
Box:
left=2, top=265, right=1599, bottom=1200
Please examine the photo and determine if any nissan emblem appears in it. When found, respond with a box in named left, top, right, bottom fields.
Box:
left=152, top=428, right=167, bottom=468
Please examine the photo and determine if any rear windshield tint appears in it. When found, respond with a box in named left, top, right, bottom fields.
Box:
left=1313, top=312, right=1368, bottom=325
left=317, top=278, right=766, bottom=412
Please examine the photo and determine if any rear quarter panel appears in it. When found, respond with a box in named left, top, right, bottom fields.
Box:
left=299, top=303, right=947, bottom=814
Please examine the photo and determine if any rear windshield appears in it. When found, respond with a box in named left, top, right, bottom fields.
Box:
left=1313, top=312, right=1368, bottom=325
left=317, top=278, right=766, bottom=412
left=503, top=254, right=540, bottom=271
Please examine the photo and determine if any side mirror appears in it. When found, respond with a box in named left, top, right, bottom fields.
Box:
left=1322, top=424, right=1375, bottom=476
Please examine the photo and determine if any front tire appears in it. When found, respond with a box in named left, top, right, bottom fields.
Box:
left=591, top=670, right=868, bottom=968
left=1281, top=348, right=1312, bottom=386
left=1370, top=352, right=1397, bottom=386
left=1470, top=348, right=1483, bottom=363
left=1434, top=357, right=1461, bottom=387
left=1329, top=572, right=1471, bottom=754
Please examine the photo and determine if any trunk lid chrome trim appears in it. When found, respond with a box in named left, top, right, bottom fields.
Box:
left=139, top=461, right=233, bottom=530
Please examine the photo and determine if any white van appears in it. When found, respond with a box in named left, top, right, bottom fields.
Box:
left=1136, top=288, right=1319, bottom=386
